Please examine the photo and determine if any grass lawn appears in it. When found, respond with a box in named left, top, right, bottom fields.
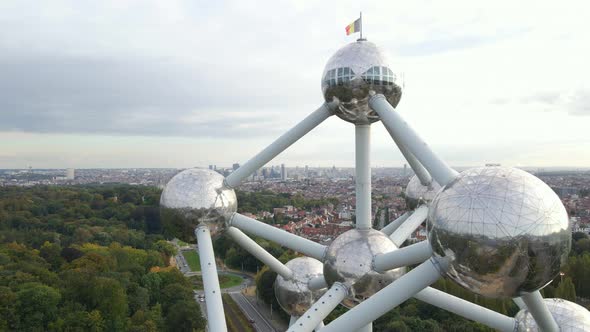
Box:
left=189, top=274, right=244, bottom=290
left=182, top=250, right=201, bottom=271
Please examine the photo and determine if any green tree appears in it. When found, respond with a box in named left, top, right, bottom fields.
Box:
left=165, top=300, right=206, bottom=332
left=555, top=277, right=576, bottom=301
left=15, top=282, right=61, bottom=331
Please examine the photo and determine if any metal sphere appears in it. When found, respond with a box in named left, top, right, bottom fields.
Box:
left=428, top=166, right=571, bottom=298
left=160, top=168, right=237, bottom=242
left=405, top=175, right=442, bottom=209
left=274, top=257, right=326, bottom=316
left=515, top=298, right=590, bottom=331
left=323, top=229, right=406, bottom=308
left=321, top=40, right=402, bottom=124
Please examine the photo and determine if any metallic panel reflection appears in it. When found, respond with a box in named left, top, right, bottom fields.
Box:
left=428, top=167, right=570, bottom=298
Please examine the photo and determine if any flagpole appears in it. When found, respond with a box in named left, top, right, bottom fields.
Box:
left=360, top=11, right=363, bottom=39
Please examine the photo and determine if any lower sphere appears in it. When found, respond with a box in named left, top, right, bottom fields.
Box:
left=515, top=298, right=590, bottom=331
left=323, top=229, right=406, bottom=308
left=160, top=168, right=237, bottom=242
left=428, top=166, right=570, bottom=298
left=405, top=175, right=441, bottom=209
left=274, top=257, right=326, bottom=316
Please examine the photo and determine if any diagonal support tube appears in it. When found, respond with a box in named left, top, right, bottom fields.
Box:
left=226, top=226, right=293, bottom=279
left=195, top=226, right=227, bottom=332
left=225, top=102, right=337, bottom=188
left=397, top=138, right=432, bottom=186
left=521, top=291, right=559, bottom=332
left=369, top=94, right=458, bottom=186
left=230, top=213, right=327, bottom=261
left=389, top=205, right=429, bottom=247
left=374, top=240, right=432, bottom=272
left=380, top=211, right=411, bottom=236
left=355, top=124, right=372, bottom=229
left=414, top=287, right=517, bottom=332
left=321, top=259, right=444, bottom=332
left=289, top=283, right=348, bottom=332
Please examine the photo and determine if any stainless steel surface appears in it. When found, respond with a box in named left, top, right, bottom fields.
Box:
left=515, top=298, right=590, bottom=331
left=323, top=229, right=406, bottom=308
left=321, top=259, right=442, bottom=332
left=405, top=175, right=441, bottom=209
left=275, top=257, right=326, bottom=316
left=414, top=287, right=517, bottom=332
left=160, top=168, right=237, bottom=241
left=322, top=40, right=402, bottom=124
left=428, top=166, right=571, bottom=298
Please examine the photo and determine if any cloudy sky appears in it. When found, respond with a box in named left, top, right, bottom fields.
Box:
left=1, top=0, right=589, bottom=169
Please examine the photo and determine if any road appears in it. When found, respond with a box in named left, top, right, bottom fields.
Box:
left=230, top=292, right=276, bottom=332
left=174, top=242, right=279, bottom=332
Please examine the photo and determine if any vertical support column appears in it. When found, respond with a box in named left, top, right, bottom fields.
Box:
left=521, top=291, right=559, bottom=332
left=195, top=226, right=227, bottom=332
left=355, top=124, right=372, bottom=229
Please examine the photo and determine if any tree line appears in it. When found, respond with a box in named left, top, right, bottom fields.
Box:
left=0, top=185, right=204, bottom=331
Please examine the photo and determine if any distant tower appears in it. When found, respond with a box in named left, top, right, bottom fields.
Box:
left=281, top=164, right=287, bottom=180
left=403, top=164, right=407, bottom=177
left=232, top=163, right=240, bottom=171
left=66, top=168, right=75, bottom=180
left=208, top=165, right=214, bottom=170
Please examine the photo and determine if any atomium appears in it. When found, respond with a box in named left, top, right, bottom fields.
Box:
left=323, top=229, right=405, bottom=308
left=428, top=166, right=571, bottom=298
left=159, top=32, right=584, bottom=332
left=405, top=175, right=442, bottom=209
left=160, top=168, right=237, bottom=242
left=515, top=298, right=590, bottom=331
left=322, top=40, right=402, bottom=124
left=275, top=257, right=326, bottom=316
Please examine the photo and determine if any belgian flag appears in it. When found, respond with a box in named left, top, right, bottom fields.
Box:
left=345, top=18, right=361, bottom=36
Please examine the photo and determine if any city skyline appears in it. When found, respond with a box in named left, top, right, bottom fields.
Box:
left=1, top=1, right=590, bottom=168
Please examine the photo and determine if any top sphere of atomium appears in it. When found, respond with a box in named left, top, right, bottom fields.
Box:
left=428, top=166, right=571, bottom=298
left=405, top=175, right=442, bottom=209
left=322, top=40, right=402, bottom=124
left=515, top=298, right=590, bottom=331
left=274, top=257, right=326, bottom=316
left=160, top=168, right=237, bottom=242
left=323, top=229, right=406, bottom=308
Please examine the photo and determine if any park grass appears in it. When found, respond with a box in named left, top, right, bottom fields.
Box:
left=182, top=250, right=201, bottom=271
left=189, top=274, right=244, bottom=290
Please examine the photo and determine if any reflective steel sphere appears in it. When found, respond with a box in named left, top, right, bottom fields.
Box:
left=428, top=166, right=571, bottom=298
left=515, top=298, right=590, bottom=331
left=160, top=168, right=237, bottom=242
left=405, top=175, right=442, bottom=209
left=274, top=257, right=326, bottom=316
left=322, top=40, right=402, bottom=124
left=323, top=229, right=406, bottom=307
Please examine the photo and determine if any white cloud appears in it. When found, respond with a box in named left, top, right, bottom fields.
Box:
left=0, top=0, right=589, bottom=168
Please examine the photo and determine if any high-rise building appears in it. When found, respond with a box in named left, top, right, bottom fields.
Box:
left=232, top=163, right=240, bottom=171
left=66, top=168, right=75, bottom=180
left=403, top=164, right=407, bottom=177
left=281, top=164, right=287, bottom=180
